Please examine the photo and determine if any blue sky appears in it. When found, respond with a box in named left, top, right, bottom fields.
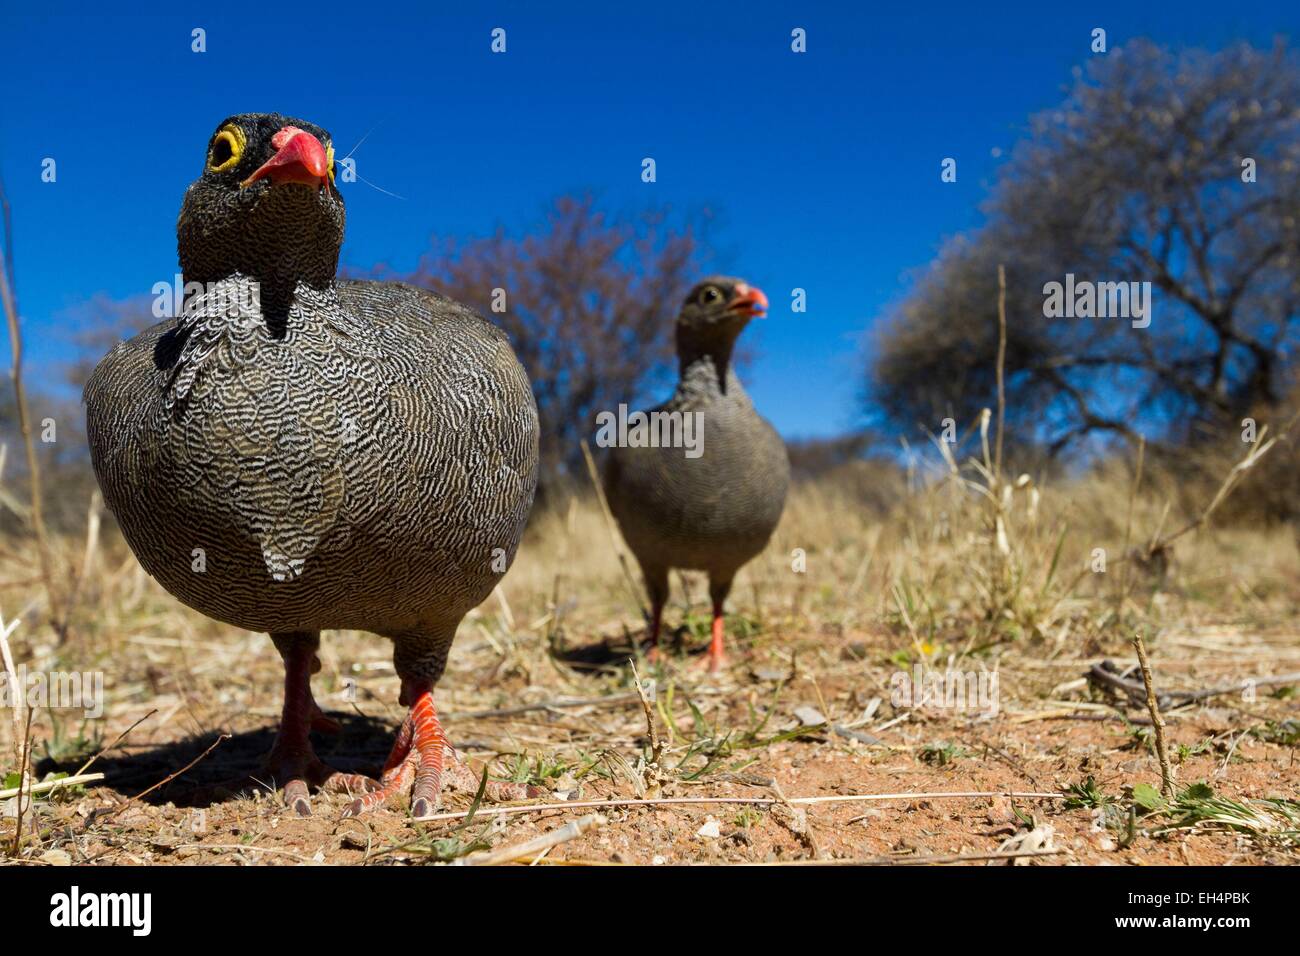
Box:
left=0, top=2, right=1293, bottom=439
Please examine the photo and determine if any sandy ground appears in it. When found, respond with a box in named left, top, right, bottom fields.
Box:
left=9, top=609, right=1299, bottom=866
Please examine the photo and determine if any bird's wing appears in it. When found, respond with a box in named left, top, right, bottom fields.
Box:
left=83, top=318, right=177, bottom=547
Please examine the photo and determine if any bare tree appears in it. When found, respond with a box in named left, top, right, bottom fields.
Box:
left=870, top=39, right=1300, bottom=456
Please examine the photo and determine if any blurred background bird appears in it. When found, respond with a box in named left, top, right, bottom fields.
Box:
left=84, top=113, right=540, bottom=817
left=603, top=276, right=790, bottom=672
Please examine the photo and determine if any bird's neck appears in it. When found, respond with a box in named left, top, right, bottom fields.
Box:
left=251, top=273, right=337, bottom=321
left=677, top=326, right=742, bottom=394
left=179, top=219, right=341, bottom=329
left=180, top=270, right=339, bottom=336
left=677, top=347, right=743, bottom=401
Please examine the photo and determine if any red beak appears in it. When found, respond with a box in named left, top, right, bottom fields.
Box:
left=241, top=126, right=330, bottom=189
left=727, top=283, right=769, bottom=317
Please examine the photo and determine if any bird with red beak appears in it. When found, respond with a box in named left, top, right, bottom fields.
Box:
left=86, top=113, right=542, bottom=819
left=602, top=276, right=790, bottom=674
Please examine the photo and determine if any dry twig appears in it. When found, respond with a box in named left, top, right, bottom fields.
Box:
left=9, top=708, right=34, bottom=857
left=459, top=812, right=607, bottom=865
left=0, top=177, right=61, bottom=638
left=748, top=848, right=1066, bottom=866
left=0, top=770, right=105, bottom=801
left=1132, top=634, right=1175, bottom=798
left=414, top=790, right=1063, bottom=823
left=0, top=608, right=23, bottom=763
left=107, top=733, right=231, bottom=817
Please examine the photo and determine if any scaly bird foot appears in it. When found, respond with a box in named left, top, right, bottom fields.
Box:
left=340, top=688, right=544, bottom=819
left=264, top=742, right=377, bottom=817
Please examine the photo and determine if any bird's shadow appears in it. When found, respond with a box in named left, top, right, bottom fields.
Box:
left=549, top=623, right=696, bottom=671
left=35, top=711, right=397, bottom=810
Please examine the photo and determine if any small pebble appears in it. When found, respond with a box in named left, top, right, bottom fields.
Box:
left=794, top=706, right=827, bottom=726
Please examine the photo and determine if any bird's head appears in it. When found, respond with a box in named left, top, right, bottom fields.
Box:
left=177, top=113, right=344, bottom=298
left=675, top=276, right=768, bottom=357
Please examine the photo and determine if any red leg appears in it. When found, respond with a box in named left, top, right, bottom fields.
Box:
left=407, top=687, right=447, bottom=818
left=304, top=650, right=343, bottom=734
left=343, top=679, right=542, bottom=818
left=645, top=599, right=664, bottom=663
left=706, top=600, right=726, bottom=672
left=341, top=683, right=427, bottom=818
left=270, top=643, right=315, bottom=814
left=267, top=641, right=373, bottom=816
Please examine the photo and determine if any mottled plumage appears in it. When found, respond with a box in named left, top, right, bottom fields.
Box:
left=84, top=113, right=539, bottom=816
left=603, top=276, right=789, bottom=670
left=86, top=279, right=536, bottom=668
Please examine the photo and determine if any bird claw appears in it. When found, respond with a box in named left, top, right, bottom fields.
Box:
left=266, top=745, right=377, bottom=817
left=691, top=649, right=727, bottom=674
left=441, top=750, right=547, bottom=805
left=340, top=688, right=545, bottom=819
left=340, top=744, right=544, bottom=819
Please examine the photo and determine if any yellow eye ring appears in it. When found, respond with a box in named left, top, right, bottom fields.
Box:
left=326, top=143, right=336, bottom=183
left=207, top=126, right=245, bottom=173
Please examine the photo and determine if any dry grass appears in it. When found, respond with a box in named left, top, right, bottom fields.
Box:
left=0, top=415, right=1297, bottom=865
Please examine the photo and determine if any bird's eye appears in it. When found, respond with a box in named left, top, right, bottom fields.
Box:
left=207, top=127, right=245, bottom=173
left=326, top=143, right=336, bottom=183
left=701, top=286, right=721, bottom=304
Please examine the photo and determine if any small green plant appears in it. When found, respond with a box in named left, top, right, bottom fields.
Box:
left=572, top=749, right=615, bottom=782
left=506, top=751, right=571, bottom=787
left=1126, top=781, right=1300, bottom=847
left=1063, top=776, right=1133, bottom=836
left=1121, top=724, right=1156, bottom=754
left=42, top=714, right=103, bottom=765
left=666, top=685, right=813, bottom=780
left=1131, top=781, right=1170, bottom=812
left=1062, top=775, right=1111, bottom=810
left=1, top=770, right=84, bottom=804
left=733, top=807, right=762, bottom=829
left=1252, top=719, right=1300, bottom=746
left=885, top=575, right=941, bottom=647
left=1173, top=738, right=1212, bottom=763
left=371, top=769, right=496, bottom=863
left=918, top=742, right=969, bottom=767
